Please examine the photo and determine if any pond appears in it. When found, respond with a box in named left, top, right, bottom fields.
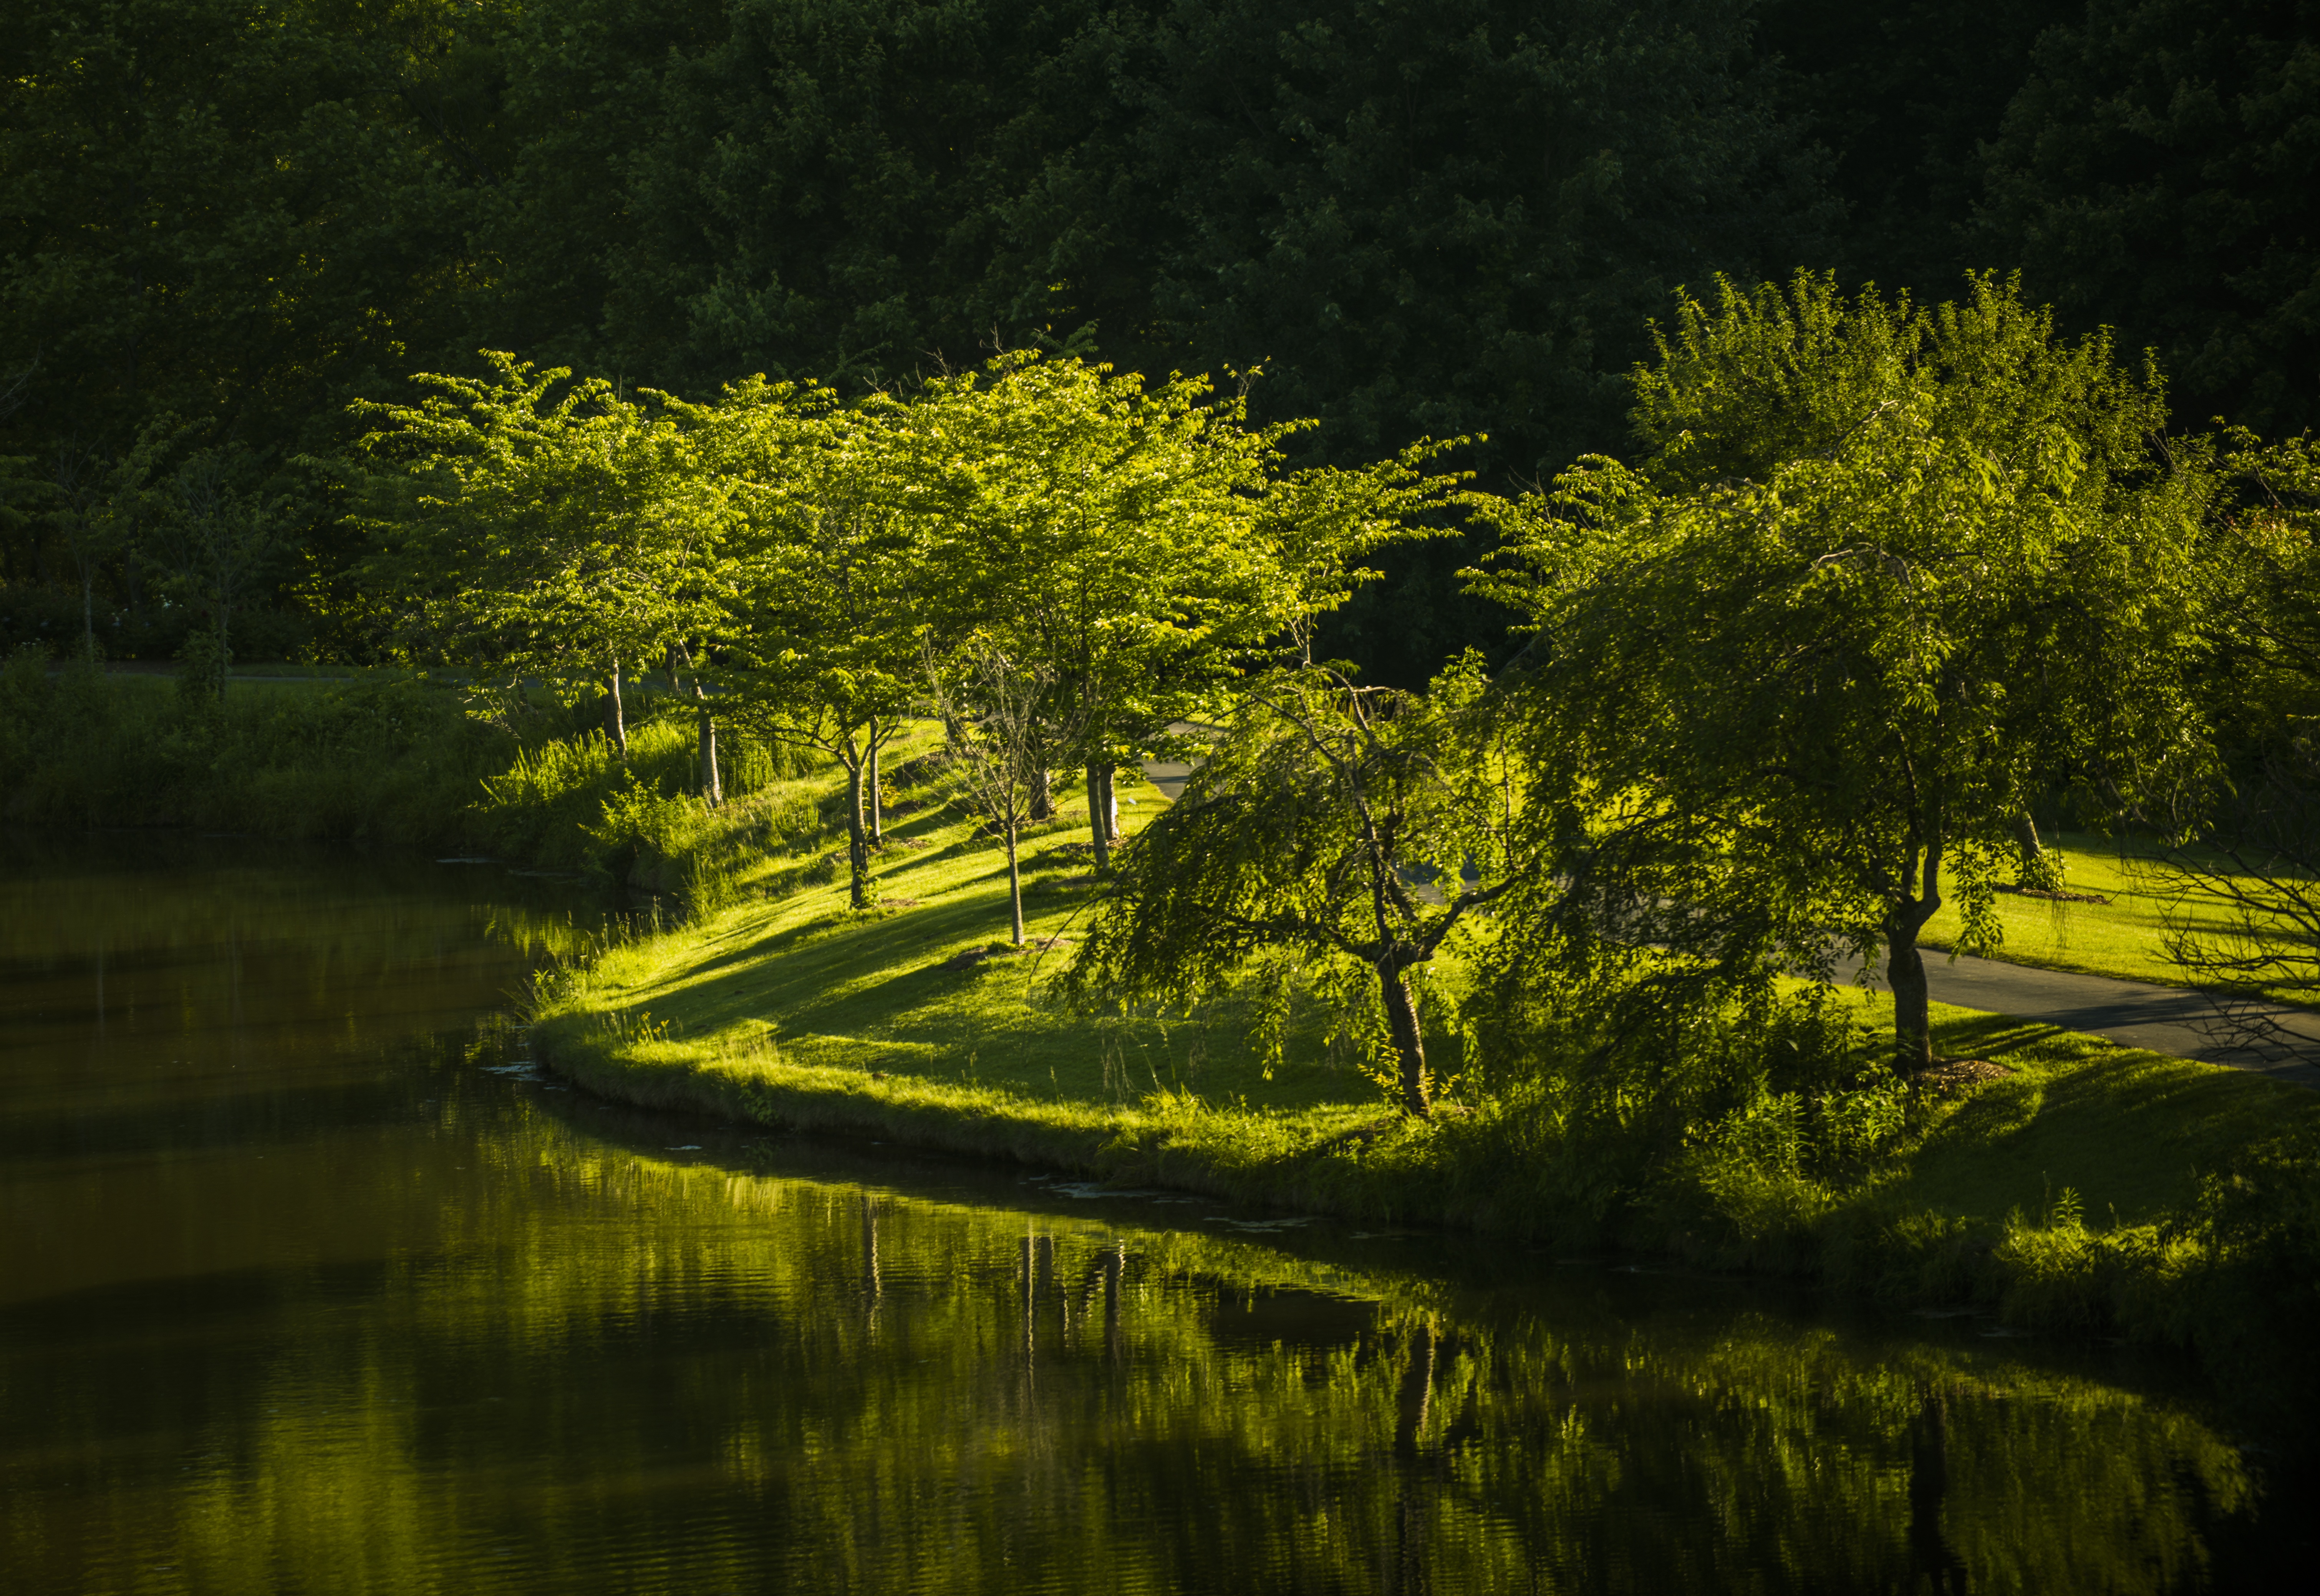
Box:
left=2, top=831, right=2310, bottom=1594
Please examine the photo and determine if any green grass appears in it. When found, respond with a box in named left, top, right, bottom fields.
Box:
left=1915, top=831, right=2279, bottom=993
left=1884, top=1004, right=2311, bottom=1226
left=534, top=728, right=1392, bottom=1174
left=532, top=744, right=2320, bottom=1359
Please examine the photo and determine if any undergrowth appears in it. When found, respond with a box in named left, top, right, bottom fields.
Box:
left=0, top=646, right=826, bottom=899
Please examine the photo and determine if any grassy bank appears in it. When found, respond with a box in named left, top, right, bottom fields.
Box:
left=14, top=647, right=2318, bottom=1359
left=530, top=742, right=2320, bottom=1366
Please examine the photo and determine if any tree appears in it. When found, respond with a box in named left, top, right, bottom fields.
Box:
left=350, top=353, right=734, bottom=750
left=2152, top=432, right=2320, bottom=1053
left=1065, top=659, right=1517, bottom=1117
left=715, top=385, right=923, bottom=909
left=1973, top=0, right=2320, bottom=436
left=150, top=448, right=284, bottom=695
left=925, top=637, right=1069, bottom=946
left=46, top=426, right=167, bottom=661
left=1475, top=274, right=2217, bottom=1072
left=900, top=353, right=1283, bottom=873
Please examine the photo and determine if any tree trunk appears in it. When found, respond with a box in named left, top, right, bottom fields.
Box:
left=1087, top=765, right=1112, bottom=875
left=1888, top=935, right=1935, bottom=1073
left=867, top=718, right=883, bottom=844
left=845, top=755, right=870, bottom=910
left=1888, top=837, right=1945, bottom=1073
left=1887, top=894, right=1943, bottom=1073
left=81, top=572, right=96, bottom=663
left=1005, top=818, right=1026, bottom=945
left=1099, top=764, right=1119, bottom=843
left=2012, top=808, right=2062, bottom=891
left=1394, top=1318, right=1436, bottom=1457
left=215, top=605, right=230, bottom=704
left=607, top=657, right=628, bottom=756
left=1029, top=765, right=1053, bottom=822
left=694, top=681, right=721, bottom=808
left=1378, top=963, right=1431, bottom=1117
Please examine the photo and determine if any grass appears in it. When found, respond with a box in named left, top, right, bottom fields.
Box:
left=532, top=741, right=2320, bottom=1361
left=1917, top=831, right=2276, bottom=993
left=534, top=725, right=1395, bottom=1180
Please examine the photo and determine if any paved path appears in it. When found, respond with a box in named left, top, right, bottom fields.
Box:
left=1835, top=949, right=2320, bottom=1088
left=1140, top=748, right=2320, bottom=1087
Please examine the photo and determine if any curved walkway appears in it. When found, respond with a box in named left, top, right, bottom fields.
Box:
left=1834, top=949, right=2320, bottom=1088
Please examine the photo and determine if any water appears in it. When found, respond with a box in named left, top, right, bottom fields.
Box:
left=2, top=831, right=2310, bottom=1594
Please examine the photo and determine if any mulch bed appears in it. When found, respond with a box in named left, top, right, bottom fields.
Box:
left=1909, top=1057, right=2019, bottom=1096
left=1995, top=884, right=2111, bottom=904
left=940, top=935, right=1070, bottom=973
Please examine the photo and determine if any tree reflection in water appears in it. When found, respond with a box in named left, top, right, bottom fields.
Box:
left=0, top=832, right=2296, bottom=1593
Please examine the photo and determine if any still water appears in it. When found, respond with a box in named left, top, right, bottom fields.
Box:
left=1, top=831, right=2310, bottom=1594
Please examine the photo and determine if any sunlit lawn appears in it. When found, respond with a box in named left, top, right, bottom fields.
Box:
left=1916, top=831, right=2287, bottom=993
left=543, top=732, right=1383, bottom=1132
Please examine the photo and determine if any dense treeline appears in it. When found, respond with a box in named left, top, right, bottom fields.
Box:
left=5, top=0, right=2315, bottom=679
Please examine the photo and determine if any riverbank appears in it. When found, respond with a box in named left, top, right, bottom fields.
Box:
left=529, top=747, right=2320, bottom=1365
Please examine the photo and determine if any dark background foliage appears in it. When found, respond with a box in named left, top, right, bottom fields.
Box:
left=5, top=0, right=2314, bottom=680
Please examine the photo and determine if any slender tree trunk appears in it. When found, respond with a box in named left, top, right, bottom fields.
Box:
left=1379, top=962, right=1430, bottom=1117
left=1087, top=764, right=1112, bottom=875
left=607, top=657, right=628, bottom=757
left=81, top=572, right=95, bottom=662
left=845, top=755, right=870, bottom=910
left=1099, top=765, right=1119, bottom=843
left=2012, top=808, right=2061, bottom=890
left=1029, top=765, right=1053, bottom=822
left=215, top=605, right=230, bottom=704
left=1005, top=816, right=1025, bottom=945
left=867, top=718, right=883, bottom=844
left=694, top=680, right=721, bottom=808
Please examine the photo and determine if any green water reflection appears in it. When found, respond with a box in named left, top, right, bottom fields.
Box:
left=0, top=833, right=2301, bottom=1594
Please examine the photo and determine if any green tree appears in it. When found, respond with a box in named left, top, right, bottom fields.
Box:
left=1973, top=0, right=2320, bottom=435
left=1475, top=274, right=2217, bottom=1071
left=1066, top=659, right=1518, bottom=1117
left=714, top=385, right=923, bottom=909
left=150, top=447, right=285, bottom=696
left=900, top=354, right=1283, bottom=873
left=45, top=425, right=169, bottom=661
left=350, top=353, right=735, bottom=750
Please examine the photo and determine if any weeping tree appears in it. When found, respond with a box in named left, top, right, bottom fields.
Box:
left=1064, top=659, right=1520, bottom=1117
left=1474, top=273, right=2217, bottom=1073
left=2152, top=433, right=2320, bottom=1055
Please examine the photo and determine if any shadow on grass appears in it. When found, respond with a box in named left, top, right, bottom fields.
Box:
left=1899, top=1006, right=2320, bottom=1224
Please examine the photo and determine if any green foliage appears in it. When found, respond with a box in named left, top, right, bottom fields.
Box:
left=0, top=655, right=506, bottom=839
left=1974, top=0, right=2320, bottom=436
left=1474, top=273, right=2219, bottom=1070
left=1067, top=657, right=1526, bottom=1115
left=5, top=0, right=2315, bottom=683
left=349, top=352, right=736, bottom=684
